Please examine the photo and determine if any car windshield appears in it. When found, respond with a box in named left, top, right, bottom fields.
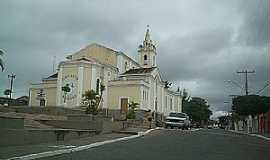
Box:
left=169, top=113, right=186, bottom=118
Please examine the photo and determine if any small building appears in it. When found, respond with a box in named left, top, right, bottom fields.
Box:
left=0, top=96, right=29, bottom=106
left=29, top=27, right=182, bottom=116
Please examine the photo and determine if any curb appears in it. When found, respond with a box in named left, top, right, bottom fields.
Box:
left=7, top=128, right=159, bottom=160
left=112, top=130, right=140, bottom=135
left=228, top=130, right=270, bottom=141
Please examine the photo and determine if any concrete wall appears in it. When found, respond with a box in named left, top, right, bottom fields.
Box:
left=0, top=116, right=24, bottom=129
left=30, top=82, right=57, bottom=106
left=82, top=66, right=92, bottom=94
left=108, top=85, right=141, bottom=109
left=0, top=129, right=96, bottom=147
left=0, top=106, right=84, bottom=116
left=39, top=117, right=124, bottom=134
left=39, top=120, right=103, bottom=132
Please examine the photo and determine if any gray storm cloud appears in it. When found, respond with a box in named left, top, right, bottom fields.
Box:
left=0, top=0, right=270, bottom=113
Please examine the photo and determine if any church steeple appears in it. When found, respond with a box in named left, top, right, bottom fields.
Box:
left=144, top=25, right=151, bottom=43
left=138, top=26, right=157, bottom=68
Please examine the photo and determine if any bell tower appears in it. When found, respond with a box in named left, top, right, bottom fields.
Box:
left=138, top=25, right=157, bottom=68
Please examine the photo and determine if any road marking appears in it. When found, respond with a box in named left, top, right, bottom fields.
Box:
left=7, top=128, right=159, bottom=160
left=48, top=145, right=77, bottom=149
left=160, top=128, right=201, bottom=132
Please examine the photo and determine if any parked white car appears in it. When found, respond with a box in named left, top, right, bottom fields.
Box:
left=164, top=112, right=191, bottom=129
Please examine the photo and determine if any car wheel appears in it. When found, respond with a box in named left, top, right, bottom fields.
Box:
left=171, top=126, right=174, bottom=129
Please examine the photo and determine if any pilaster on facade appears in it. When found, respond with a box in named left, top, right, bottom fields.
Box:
left=56, top=67, right=63, bottom=106
left=77, top=66, right=84, bottom=106
left=91, top=65, right=97, bottom=91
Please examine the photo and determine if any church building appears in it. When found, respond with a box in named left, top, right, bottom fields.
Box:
left=29, top=27, right=182, bottom=116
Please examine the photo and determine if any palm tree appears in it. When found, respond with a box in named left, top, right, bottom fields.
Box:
left=82, top=83, right=105, bottom=115
left=126, top=101, right=139, bottom=119
left=61, top=84, right=71, bottom=103
left=0, top=49, right=4, bottom=71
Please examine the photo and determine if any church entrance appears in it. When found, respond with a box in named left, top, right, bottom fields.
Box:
left=120, top=98, right=128, bottom=113
left=40, top=99, right=45, bottom=106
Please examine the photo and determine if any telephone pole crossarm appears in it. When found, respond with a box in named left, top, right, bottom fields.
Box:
left=237, top=70, right=255, bottom=95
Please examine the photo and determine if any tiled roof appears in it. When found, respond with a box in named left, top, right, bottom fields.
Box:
left=122, top=67, right=156, bottom=75
left=46, top=73, right=58, bottom=79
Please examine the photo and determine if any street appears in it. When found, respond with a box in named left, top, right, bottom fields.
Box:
left=38, top=129, right=270, bottom=160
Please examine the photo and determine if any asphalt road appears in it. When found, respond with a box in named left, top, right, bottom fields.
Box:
left=38, top=129, right=270, bottom=160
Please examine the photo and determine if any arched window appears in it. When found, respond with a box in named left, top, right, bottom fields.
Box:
left=124, top=62, right=128, bottom=71
left=144, top=55, right=147, bottom=60
left=96, top=79, right=100, bottom=94
left=144, top=55, right=147, bottom=65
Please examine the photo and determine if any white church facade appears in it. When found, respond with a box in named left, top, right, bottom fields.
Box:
left=29, top=28, right=182, bottom=116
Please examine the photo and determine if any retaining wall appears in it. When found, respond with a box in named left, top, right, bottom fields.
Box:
left=0, top=116, right=24, bottom=129
left=0, top=129, right=96, bottom=147
left=0, top=106, right=84, bottom=116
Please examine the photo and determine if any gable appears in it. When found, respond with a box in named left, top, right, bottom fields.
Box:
left=151, top=68, right=163, bottom=84
left=70, top=43, right=118, bottom=67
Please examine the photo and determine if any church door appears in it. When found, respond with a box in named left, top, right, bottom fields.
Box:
left=40, top=99, right=46, bottom=106
left=120, top=98, right=128, bottom=113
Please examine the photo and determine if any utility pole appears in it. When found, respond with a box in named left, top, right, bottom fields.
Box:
left=8, top=73, right=16, bottom=99
left=237, top=70, right=255, bottom=95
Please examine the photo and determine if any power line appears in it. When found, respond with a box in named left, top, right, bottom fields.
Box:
left=256, top=81, right=270, bottom=94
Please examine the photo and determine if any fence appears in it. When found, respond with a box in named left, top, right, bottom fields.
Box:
left=234, top=110, right=270, bottom=134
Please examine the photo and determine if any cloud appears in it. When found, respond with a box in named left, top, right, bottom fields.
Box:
left=0, top=0, right=270, bottom=113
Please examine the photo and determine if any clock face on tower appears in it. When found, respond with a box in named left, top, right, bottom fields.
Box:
left=62, top=75, right=78, bottom=101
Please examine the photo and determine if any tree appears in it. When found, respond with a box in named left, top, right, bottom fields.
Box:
left=182, top=88, right=191, bottom=102
left=0, top=49, right=4, bottom=71
left=4, top=89, right=11, bottom=97
left=164, top=81, right=172, bottom=89
left=218, top=115, right=230, bottom=127
left=61, top=84, right=71, bottom=103
left=232, top=95, right=270, bottom=116
left=82, top=90, right=99, bottom=115
left=182, top=97, right=212, bottom=125
left=82, top=83, right=105, bottom=115
left=126, top=101, right=139, bottom=119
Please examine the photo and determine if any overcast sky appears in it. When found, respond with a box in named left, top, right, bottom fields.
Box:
left=1, top=0, right=270, bottom=117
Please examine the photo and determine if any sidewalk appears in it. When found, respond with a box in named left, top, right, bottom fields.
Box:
left=228, top=130, right=270, bottom=140
left=0, top=132, right=132, bottom=159
left=256, top=133, right=270, bottom=138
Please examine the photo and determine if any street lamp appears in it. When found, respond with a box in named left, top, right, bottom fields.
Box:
left=8, top=73, right=16, bottom=99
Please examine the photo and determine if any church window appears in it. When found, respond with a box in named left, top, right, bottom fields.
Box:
left=96, top=79, right=100, bottom=94
left=144, top=55, right=147, bottom=60
left=108, top=72, right=111, bottom=80
left=153, top=55, right=156, bottom=66
left=40, top=99, right=45, bottom=106
left=144, top=55, right=147, bottom=65
left=170, top=98, right=173, bottom=110
left=124, top=62, right=128, bottom=71
left=165, top=96, right=167, bottom=108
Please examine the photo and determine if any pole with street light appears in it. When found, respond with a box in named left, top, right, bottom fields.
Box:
left=8, top=73, right=16, bottom=99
